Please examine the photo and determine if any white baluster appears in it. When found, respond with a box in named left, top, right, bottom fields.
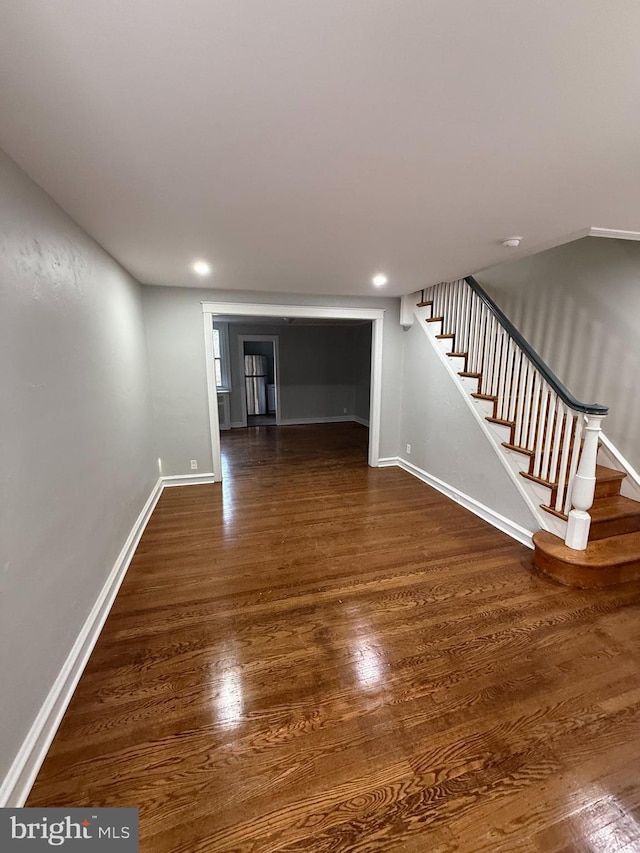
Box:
left=533, top=386, right=549, bottom=478
left=554, top=411, right=573, bottom=512
left=495, top=329, right=509, bottom=412
left=564, top=414, right=605, bottom=550
left=526, top=372, right=542, bottom=451
left=508, top=350, right=523, bottom=424
left=548, top=402, right=566, bottom=485
left=460, top=284, right=470, bottom=354
left=563, top=416, right=585, bottom=515
left=470, top=302, right=479, bottom=371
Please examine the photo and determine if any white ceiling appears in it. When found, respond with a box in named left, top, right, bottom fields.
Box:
left=1, top=1, right=639, bottom=298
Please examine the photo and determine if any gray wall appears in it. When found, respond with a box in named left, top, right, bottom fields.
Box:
left=0, top=150, right=156, bottom=787
left=398, top=321, right=539, bottom=532
left=142, top=286, right=402, bottom=475
left=354, top=323, right=372, bottom=423
left=223, top=322, right=371, bottom=426
left=477, top=237, right=640, bottom=472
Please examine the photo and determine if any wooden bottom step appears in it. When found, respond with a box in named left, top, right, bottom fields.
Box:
left=589, top=496, right=640, bottom=540
left=533, top=530, right=640, bottom=588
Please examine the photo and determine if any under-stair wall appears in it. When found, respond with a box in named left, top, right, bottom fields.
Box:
left=398, top=313, right=539, bottom=545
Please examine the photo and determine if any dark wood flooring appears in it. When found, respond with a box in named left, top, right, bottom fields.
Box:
left=27, top=424, right=640, bottom=851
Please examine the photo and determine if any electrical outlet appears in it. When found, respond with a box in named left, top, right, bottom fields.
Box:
left=190, top=459, right=198, bottom=470
left=406, top=444, right=411, bottom=454
left=343, top=407, right=347, bottom=414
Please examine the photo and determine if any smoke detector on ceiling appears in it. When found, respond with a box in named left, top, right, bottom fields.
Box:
left=501, top=236, right=523, bottom=248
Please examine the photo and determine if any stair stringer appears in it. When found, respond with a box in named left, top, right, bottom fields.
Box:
left=414, top=303, right=566, bottom=539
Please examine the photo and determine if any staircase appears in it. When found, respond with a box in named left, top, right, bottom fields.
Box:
left=411, top=278, right=640, bottom=588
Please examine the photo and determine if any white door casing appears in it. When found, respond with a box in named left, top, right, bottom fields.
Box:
left=202, top=302, right=385, bottom=480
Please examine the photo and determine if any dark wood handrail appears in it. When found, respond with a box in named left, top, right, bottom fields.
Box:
left=464, top=276, right=608, bottom=416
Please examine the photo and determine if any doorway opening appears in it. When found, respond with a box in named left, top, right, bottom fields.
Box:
left=202, top=301, right=385, bottom=481
left=239, top=335, right=280, bottom=427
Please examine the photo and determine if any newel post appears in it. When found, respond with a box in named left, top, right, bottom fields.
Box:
left=565, top=414, right=605, bottom=550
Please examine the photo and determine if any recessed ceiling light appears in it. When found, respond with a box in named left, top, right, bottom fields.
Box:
left=192, top=259, right=212, bottom=276
left=372, top=273, right=388, bottom=287
left=501, top=236, right=522, bottom=248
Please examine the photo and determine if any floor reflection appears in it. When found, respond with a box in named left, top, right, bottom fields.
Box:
left=573, top=793, right=640, bottom=851
left=220, top=448, right=236, bottom=528
left=212, top=644, right=244, bottom=730
left=345, top=606, right=387, bottom=694
left=353, top=637, right=385, bottom=691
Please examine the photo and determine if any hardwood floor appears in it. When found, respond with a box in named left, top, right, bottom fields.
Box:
left=27, top=424, right=640, bottom=851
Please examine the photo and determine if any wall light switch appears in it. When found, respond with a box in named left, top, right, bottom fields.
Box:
left=190, top=460, right=198, bottom=470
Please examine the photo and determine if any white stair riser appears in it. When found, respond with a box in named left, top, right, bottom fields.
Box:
left=526, top=480, right=554, bottom=506
left=472, top=398, right=494, bottom=419
left=447, top=355, right=466, bottom=372
left=415, top=306, right=433, bottom=323
left=503, top=447, right=532, bottom=475
left=486, top=420, right=512, bottom=443
left=436, top=337, right=453, bottom=354
left=543, top=513, right=568, bottom=539
left=459, top=376, right=480, bottom=395
left=425, top=319, right=443, bottom=336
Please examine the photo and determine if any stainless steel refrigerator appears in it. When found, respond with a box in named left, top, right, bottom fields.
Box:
left=244, top=354, right=268, bottom=415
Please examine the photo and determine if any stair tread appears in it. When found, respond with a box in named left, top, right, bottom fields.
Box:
left=535, top=490, right=640, bottom=530
left=435, top=333, right=455, bottom=339
left=486, top=416, right=513, bottom=427
left=517, top=465, right=628, bottom=495
left=447, top=352, right=467, bottom=357
left=502, top=442, right=534, bottom=456
left=459, top=372, right=482, bottom=378
left=533, top=529, right=640, bottom=568
left=540, top=504, right=567, bottom=521
left=595, top=464, right=627, bottom=483
left=521, top=471, right=554, bottom=489
left=417, top=301, right=433, bottom=307
left=426, top=316, right=444, bottom=323
left=590, top=495, right=640, bottom=521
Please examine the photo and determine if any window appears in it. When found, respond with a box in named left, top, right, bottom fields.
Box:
left=213, top=328, right=222, bottom=386
left=213, top=322, right=231, bottom=389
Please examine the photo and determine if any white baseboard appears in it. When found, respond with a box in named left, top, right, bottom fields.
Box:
left=381, top=456, right=534, bottom=549
left=0, top=477, right=164, bottom=808
left=278, top=416, right=355, bottom=426
left=377, top=456, right=400, bottom=467
left=161, top=473, right=217, bottom=487
left=0, top=469, right=223, bottom=807
left=231, top=416, right=368, bottom=429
